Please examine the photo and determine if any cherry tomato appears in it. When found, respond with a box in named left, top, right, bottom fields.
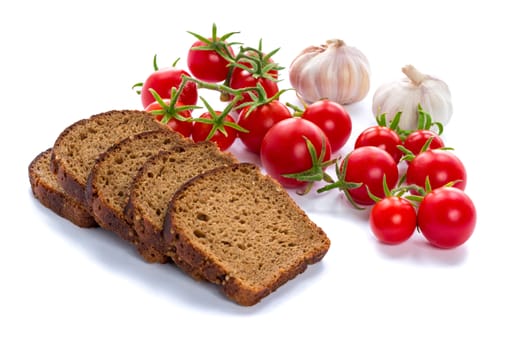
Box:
left=140, top=67, right=197, bottom=109
left=370, top=197, right=417, bottom=244
left=403, top=129, right=445, bottom=157
left=418, top=187, right=476, bottom=249
left=145, top=100, right=193, bottom=138
left=406, top=149, right=467, bottom=191
left=187, top=40, right=234, bottom=83
left=341, top=146, right=399, bottom=206
left=237, top=101, right=292, bottom=154
left=260, top=118, right=331, bottom=188
left=354, top=126, right=402, bottom=163
left=192, top=112, right=238, bottom=151
left=301, top=100, right=352, bottom=153
left=229, top=68, right=279, bottom=107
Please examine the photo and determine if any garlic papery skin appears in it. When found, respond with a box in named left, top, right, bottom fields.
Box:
left=372, top=65, right=453, bottom=131
left=289, top=39, right=370, bottom=105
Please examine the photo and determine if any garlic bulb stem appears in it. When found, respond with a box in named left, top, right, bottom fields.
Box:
left=402, top=65, right=426, bottom=85
left=326, top=39, right=345, bottom=48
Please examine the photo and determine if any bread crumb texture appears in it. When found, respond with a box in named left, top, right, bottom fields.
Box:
left=130, top=141, right=237, bottom=235
left=90, top=130, right=187, bottom=211
left=168, top=163, right=330, bottom=304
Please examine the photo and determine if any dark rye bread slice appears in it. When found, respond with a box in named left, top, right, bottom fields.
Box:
left=51, top=110, right=165, bottom=207
left=29, top=149, right=97, bottom=228
left=125, top=141, right=237, bottom=264
left=163, top=163, right=331, bottom=306
left=85, top=129, right=191, bottom=258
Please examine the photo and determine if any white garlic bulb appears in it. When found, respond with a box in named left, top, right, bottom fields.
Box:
left=289, top=39, right=370, bottom=105
left=372, top=65, right=453, bottom=130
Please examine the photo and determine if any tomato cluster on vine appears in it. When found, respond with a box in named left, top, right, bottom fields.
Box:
left=132, top=23, right=476, bottom=250
left=133, top=24, right=283, bottom=151
left=317, top=107, right=476, bottom=249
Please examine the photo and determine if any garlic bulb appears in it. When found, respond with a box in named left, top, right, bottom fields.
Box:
left=289, top=39, right=370, bottom=105
left=372, top=65, right=453, bottom=130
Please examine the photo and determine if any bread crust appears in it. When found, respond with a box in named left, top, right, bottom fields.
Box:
left=29, top=149, right=97, bottom=228
left=51, top=110, right=164, bottom=207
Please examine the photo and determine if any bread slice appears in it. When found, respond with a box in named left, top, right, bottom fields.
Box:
left=125, top=141, right=237, bottom=263
left=85, top=129, right=190, bottom=256
left=29, top=149, right=97, bottom=228
left=163, top=163, right=331, bottom=306
left=51, top=110, right=165, bottom=207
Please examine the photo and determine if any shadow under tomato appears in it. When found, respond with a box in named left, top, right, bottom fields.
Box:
left=374, top=233, right=469, bottom=266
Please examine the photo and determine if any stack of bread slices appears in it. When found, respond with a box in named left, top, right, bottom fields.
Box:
left=28, top=109, right=331, bottom=306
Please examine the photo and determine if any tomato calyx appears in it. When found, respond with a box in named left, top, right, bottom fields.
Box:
left=366, top=175, right=415, bottom=203
left=375, top=110, right=405, bottom=137
left=231, top=40, right=282, bottom=80
left=398, top=136, right=433, bottom=163
left=398, top=136, right=453, bottom=163
left=239, top=85, right=291, bottom=116
left=413, top=104, right=444, bottom=135
left=404, top=176, right=462, bottom=204
left=377, top=110, right=401, bottom=127
left=281, top=136, right=336, bottom=195
left=147, top=87, right=199, bottom=124
left=192, top=95, right=248, bottom=141
left=220, top=40, right=283, bottom=102
left=375, top=104, right=445, bottom=140
left=317, top=156, right=364, bottom=209
left=366, top=175, right=422, bottom=210
left=187, top=23, right=239, bottom=63
left=132, top=55, right=182, bottom=95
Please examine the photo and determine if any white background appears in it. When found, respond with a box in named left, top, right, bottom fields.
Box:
left=1, top=1, right=524, bottom=349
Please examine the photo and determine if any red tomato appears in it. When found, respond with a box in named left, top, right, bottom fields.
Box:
left=301, top=100, right=352, bottom=153
left=418, top=187, right=476, bottom=248
left=192, top=112, right=238, bottom=151
left=237, top=101, right=292, bottom=154
left=145, top=100, right=193, bottom=138
left=403, top=129, right=445, bottom=157
left=341, top=146, right=399, bottom=206
left=370, top=197, right=417, bottom=244
left=260, top=118, right=331, bottom=188
left=187, top=40, right=234, bottom=83
left=354, top=126, right=402, bottom=163
left=229, top=68, right=279, bottom=107
left=406, top=149, right=467, bottom=191
left=140, top=67, right=197, bottom=108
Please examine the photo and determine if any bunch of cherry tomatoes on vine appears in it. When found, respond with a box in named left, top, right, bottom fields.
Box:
left=132, top=24, right=476, bottom=250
